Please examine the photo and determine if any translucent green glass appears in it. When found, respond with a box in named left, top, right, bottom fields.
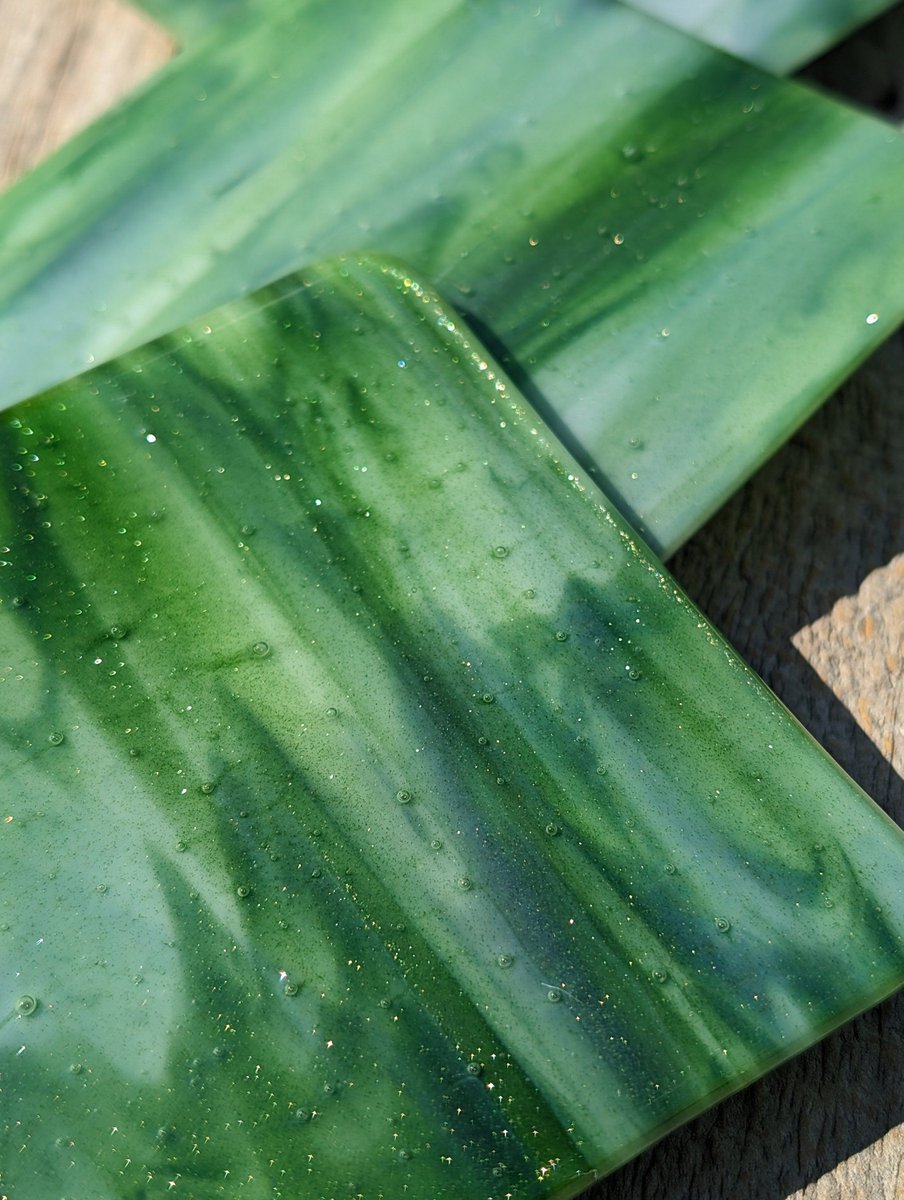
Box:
left=2, top=256, right=903, bottom=1197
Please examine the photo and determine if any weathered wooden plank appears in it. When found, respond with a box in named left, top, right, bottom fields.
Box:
left=0, top=0, right=172, bottom=191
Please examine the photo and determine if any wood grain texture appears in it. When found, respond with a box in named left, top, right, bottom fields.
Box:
left=1, top=2, right=902, bottom=1198
left=0, top=0, right=172, bottom=191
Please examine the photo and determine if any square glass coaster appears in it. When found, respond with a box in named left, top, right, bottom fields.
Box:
left=2, top=256, right=903, bottom=1199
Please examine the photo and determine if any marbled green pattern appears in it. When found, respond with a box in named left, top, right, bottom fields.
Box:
left=2, top=256, right=904, bottom=1198
left=622, top=0, right=897, bottom=72
left=2, top=0, right=904, bottom=553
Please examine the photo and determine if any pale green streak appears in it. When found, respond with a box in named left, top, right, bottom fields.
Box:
left=620, top=0, right=897, bottom=72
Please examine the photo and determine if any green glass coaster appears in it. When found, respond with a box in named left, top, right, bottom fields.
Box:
left=2, top=255, right=903, bottom=1198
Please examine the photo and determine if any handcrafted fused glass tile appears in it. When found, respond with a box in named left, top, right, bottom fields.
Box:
left=2, top=257, right=903, bottom=1198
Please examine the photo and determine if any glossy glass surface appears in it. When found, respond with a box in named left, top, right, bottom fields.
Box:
left=2, top=256, right=904, bottom=1197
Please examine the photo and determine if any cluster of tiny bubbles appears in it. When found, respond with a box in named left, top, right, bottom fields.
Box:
left=547, top=989, right=563, bottom=1004
left=378, top=997, right=393, bottom=1009
left=70, top=1062, right=83, bottom=1075
left=430, top=838, right=443, bottom=851
left=47, top=731, right=65, bottom=746
left=651, top=969, right=669, bottom=984
left=200, top=780, right=216, bottom=795
left=714, top=916, right=731, bottom=933
left=397, top=1149, right=413, bottom=1162
left=15, top=995, right=38, bottom=1017
left=664, top=862, right=677, bottom=875
left=496, top=954, right=514, bottom=969
left=554, top=630, right=569, bottom=643
left=252, top=641, right=270, bottom=658
left=396, top=789, right=412, bottom=805
left=457, top=877, right=474, bottom=891
left=491, top=545, right=509, bottom=560
left=236, top=884, right=253, bottom=899
left=294, top=1108, right=312, bottom=1123
left=545, top=822, right=562, bottom=837
left=284, top=981, right=300, bottom=997
left=466, top=1061, right=482, bottom=1077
